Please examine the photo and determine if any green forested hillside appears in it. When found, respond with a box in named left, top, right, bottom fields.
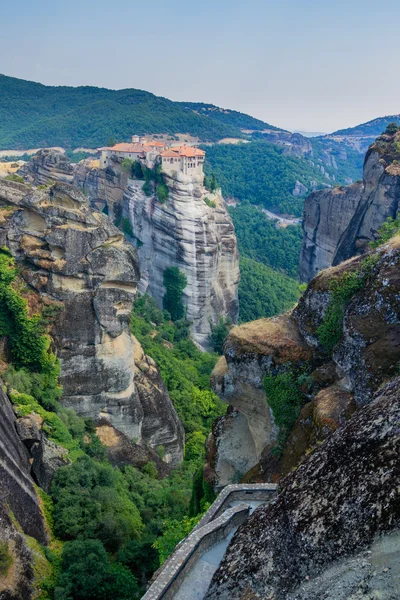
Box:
left=178, top=102, right=283, bottom=132
left=204, top=141, right=329, bottom=216
left=229, top=203, right=302, bottom=277
left=310, top=137, right=364, bottom=183
left=228, top=204, right=302, bottom=321
left=239, top=258, right=300, bottom=323
left=333, top=115, right=400, bottom=137
left=0, top=75, right=250, bottom=149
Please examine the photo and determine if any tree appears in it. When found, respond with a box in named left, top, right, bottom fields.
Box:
left=163, top=267, right=187, bottom=321
left=55, top=540, right=139, bottom=600
left=385, top=122, right=400, bottom=135
left=209, top=317, right=231, bottom=354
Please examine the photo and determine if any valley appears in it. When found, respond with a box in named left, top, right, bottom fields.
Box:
left=0, top=68, right=399, bottom=600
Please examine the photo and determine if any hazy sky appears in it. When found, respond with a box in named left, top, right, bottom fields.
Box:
left=1, top=0, right=400, bottom=132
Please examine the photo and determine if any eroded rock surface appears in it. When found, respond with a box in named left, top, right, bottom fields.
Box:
left=299, top=131, right=400, bottom=282
left=0, top=179, right=184, bottom=466
left=206, top=377, right=400, bottom=600
left=18, top=149, right=74, bottom=185
left=123, top=171, right=240, bottom=347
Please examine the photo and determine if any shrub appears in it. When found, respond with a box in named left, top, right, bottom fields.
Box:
left=163, top=267, right=187, bottom=322
left=0, top=540, right=12, bottom=576
left=203, top=196, right=216, bottom=208
left=209, top=317, right=231, bottom=354
left=264, top=369, right=306, bottom=455
left=370, top=216, right=400, bottom=248
left=317, top=257, right=377, bottom=353
left=155, top=183, right=169, bottom=203
left=121, top=217, right=133, bottom=237
left=121, top=158, right=134, bottom=174
left=385, top=122, right=400, bottom=135
left=4, top=173, right=25, bottom=184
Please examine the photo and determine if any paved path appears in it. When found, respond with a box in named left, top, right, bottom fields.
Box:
left=173, top=500, right=264, bottom=600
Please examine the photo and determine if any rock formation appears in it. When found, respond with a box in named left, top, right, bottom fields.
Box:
left=18, top=148, right=74, bottom=185
left=123, top=171, right=240, bottom=347
left=0, top=178, right=184, bottom=467
left=299, top=129, right=400, bottom=282
left=206, top=376, right=400, bottom=600
left=208, top=234, right=400, bottom=487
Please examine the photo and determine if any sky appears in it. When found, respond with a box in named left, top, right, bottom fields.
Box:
left=1, top=0, right=400, bottom=132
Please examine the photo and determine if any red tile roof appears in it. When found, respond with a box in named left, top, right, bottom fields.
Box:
left=160, top=145, right=205, bottom=158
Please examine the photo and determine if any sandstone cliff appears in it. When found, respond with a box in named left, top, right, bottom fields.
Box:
left=18, top=148, right=74, bottom=185
left=299, top=130, right=400, bottom=282
left=0, top=179, right=184, bottom=467
left=206, top=376, right=400, bottom=600
left=299, top=133, right=400, bottom=282
left=123, top=171, right=240, bottom=347
left=208, top=235, right=400, bottom=487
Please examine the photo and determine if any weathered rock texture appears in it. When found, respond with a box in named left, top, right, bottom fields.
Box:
left=18, top=148, right=74, bottom=185
left=74, top=160, right=127, bottom=221
left=0, top=385, right=48, bottom=544
left=300, top=131, right=400, bottom=282
left=208, top=236, right=400, bottom=487
left=0, top=179, right=184, bottom=466
left=123, top=172, right=240, bottom=346
left=206, top=376, right=400, bottom=600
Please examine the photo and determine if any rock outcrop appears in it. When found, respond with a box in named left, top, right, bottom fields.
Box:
left=18, top=148, right=74, bottom=185
left=0, top=385, right=48, bottom=544
left=0, top=178, right=184, bottom=467
left=208, top=235, right=400, bottom=487
left=206, top=376, right=400, bottom=600
left=123, top=171, right=240, bottom=347
left=74, top=160, right=127, bottom=220
left=299, top=130, right=400, bottom=282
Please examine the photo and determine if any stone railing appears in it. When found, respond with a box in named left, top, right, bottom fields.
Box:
left=142, top=483, right=278, bottom=600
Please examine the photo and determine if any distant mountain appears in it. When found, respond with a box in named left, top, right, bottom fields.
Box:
left=332, top=114, right=400, bottom=137
left=0, top=74, right=284, bottom=150
left=178, top=102, right=283, bottom=133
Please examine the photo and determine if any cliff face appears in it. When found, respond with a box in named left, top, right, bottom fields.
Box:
left=0, top=179, right=184, bottom=467
left=206, top=376, right=400, bottom=600
left=208, top=235, right=400, bottom=487
left=123, top=171, right=240, bottom=347
left=299, top=130, right=400, bottom=282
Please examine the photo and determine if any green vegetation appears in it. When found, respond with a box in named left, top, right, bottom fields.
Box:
left=163, top=267, right=187, bottom=321
left=131, top=294, right=224, bottom=449
left=55, top=540, right=139, bottom=600
left=0, top=248, right=60, bottom=406
left=177, top=102, right=281, bottom=132
left=65, top=150, right=95, bottom=163
left=239, top=258, right=300, bottom=323
left=370, top=216, right=400, bottom=248
left=203, top=141, right=329, bottom=216
left=209, top=317, right=232, bottom=354
left=0, top=540, right=12, bottom=576
left=309, top=137, right=364, bottom=184
left=203, top=196, right=216, bottom=208
left=334, top=115, right=400, bottom=137
left=204, top=173, right=218, bottom=193
left=317, top=256, right=378, bottom=353
left=229, top=204, right=302, bottom=277
left=152, top=513, right=203, bottom=565
left=4, top=173, right=25, bottom=184
left=264, top=368, right=311, bottom=455
left=0, top=74, right=256, bottom=150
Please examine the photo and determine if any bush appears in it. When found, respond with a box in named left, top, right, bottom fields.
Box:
left=203, top=197, right=216, bottom=208
left=121, top=158, right=134, bottom=174
left=385, top=122, right=400, bottom=135
left=317, top=257, right=377, bottom=353
left=0, top=540, right=12, bottom=576
left=264, top=369, right=306, bottom=454
left=370, top=216, right=400, bottom=248
left=163, top=267, right=187, bottom=322
left=4, top=173, right=25, bottom=184
left=121, top=217, right=133, bottom=237
left=209, top=317, right=231, bottom=354
left=155, top=183, right=169, bottom=203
